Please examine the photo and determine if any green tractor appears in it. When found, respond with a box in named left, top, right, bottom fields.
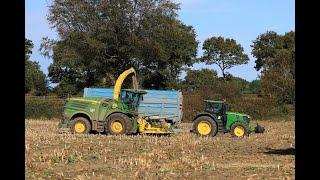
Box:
left=192, top=100, right=265, bottom=137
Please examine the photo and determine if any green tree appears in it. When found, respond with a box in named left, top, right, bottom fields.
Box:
left=249, top=79, right=262, bottom=95
left=251, top=31, right=295, bottom=104
left=25, top=38, right=33, bottom=61
left=201, top=36, right=249, bottom=78
left=251, top=31, right=281, bottom=71
left=181, top=68, right=242, bottom=99
left=229, top=76, right=250, bottom=92
left=182, top=68, right=217, bottom=90
left=25, top=38, right=48, bottom=95
left=41, top=0, right=198, bottom=91
left=54, top=81, right=77, bottom=98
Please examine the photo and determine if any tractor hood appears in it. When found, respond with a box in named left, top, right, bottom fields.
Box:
left=68, top=97, right=106, bottom=103
left=226, top=112, right=250, bottom=118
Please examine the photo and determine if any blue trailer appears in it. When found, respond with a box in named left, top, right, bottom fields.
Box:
left=83, top=88, right=183, bottom=124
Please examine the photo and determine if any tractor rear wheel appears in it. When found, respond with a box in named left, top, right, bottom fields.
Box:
left=192, top=116, right=218, bottom=137
left=106, top=113, right=132, bottom=135
left=71, top=117, right=91, bottom=134
left=230, top=122, right=248, bottom=137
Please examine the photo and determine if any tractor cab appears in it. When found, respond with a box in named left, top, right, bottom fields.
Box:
left=204, top=100, right=228, bottom=116
left=121, top=89, right=147, bottom=111
left=204, top=100, right=229, bottom=130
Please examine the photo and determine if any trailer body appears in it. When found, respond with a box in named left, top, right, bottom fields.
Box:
left=83, top=88, right=183, bottom=124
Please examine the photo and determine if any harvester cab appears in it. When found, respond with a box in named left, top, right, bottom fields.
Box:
left=192, top=100, right=265, bottom=137
left=120, top=89, right=147, bottom=111
left=108, top=67, right=147, bottom=112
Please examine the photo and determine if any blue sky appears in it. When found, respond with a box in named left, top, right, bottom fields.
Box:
left=25, top=0, right=294, bottom=83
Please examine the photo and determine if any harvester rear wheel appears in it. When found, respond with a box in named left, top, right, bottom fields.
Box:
left=106, top=113, right=132, bottom=135
left=71, top=117, right=91, bottom=134
left=192, top=116, right=218, bottom=137
left=230, top=122, right=248, bottom=137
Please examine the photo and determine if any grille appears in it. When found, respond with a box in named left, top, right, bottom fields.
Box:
left=70, top=101, right=89, bottom=109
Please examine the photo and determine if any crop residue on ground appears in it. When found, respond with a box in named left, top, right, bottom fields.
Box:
left=26, top=119, right=294, bottom=179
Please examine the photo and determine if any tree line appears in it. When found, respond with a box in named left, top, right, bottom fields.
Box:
left=25, top=0, right=294, bottom=106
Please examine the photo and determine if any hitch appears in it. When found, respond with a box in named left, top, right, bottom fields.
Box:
left=254, top=123, right=265, bottom=133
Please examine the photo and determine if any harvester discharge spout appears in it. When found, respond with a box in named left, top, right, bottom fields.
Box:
left=113, top=67, right=139, bottom=101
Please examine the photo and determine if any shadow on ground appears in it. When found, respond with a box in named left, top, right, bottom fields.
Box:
left=264, top=148, right=295, bottom=155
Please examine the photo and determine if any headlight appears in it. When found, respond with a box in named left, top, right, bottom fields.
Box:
left=243, top=116, right=250, bottom=123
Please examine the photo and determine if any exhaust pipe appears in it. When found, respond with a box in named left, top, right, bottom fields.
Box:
left=254, top=123, right=265, bottom=133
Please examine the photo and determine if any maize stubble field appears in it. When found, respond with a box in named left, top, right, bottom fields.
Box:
left=26, top=119, right=294, bottom=179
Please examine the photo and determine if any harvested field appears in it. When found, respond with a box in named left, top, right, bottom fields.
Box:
left=26, top=119, right=295, bottom=179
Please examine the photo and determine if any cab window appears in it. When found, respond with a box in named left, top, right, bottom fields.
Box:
left=206, top=103, right=222, bottom=114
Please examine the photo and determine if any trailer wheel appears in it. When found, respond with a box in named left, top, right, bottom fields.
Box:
left=106, top=113, right=132, bottom=135
left=192, top=116, right=218, bottom=137
left=71, top=117, right=91, bottom=134
left=230, top=122, right=248, bottom=137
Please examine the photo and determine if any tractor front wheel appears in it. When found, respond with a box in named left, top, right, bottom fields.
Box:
left=230, top=122, right=248, bottom=137
left=192, top=116, right=218, bottom=137
left=106, top=113, right=132, bottom=135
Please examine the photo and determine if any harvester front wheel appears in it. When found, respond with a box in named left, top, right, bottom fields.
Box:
left=230, top=122, right=248, bottom=137
left=106, top=113, right=132, bottom=135
left=71, top=117, right=91, bottom=134
left=192, top=116, right=218, bottom=137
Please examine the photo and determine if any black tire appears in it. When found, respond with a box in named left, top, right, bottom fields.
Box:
left=192, top=116, right=218, bottom=137
left=230, top=122, right=249, bottom=137
left=71, top=117, right=91, bottom=134
left=105, top=113, right=132, bottom=135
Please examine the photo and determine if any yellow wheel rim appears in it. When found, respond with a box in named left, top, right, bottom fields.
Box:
left=74, top=122, right=86, bottom=133
left=234, top=126, right=245, bottom=137
left=111, top=120, right=123, bottom=133
left=197, top=121, right=212, bottom=135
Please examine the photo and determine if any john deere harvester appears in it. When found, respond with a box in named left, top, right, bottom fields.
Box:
left=58, top=67, right=175, bottom=135
left=191, top=100, right=265, bottom=137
